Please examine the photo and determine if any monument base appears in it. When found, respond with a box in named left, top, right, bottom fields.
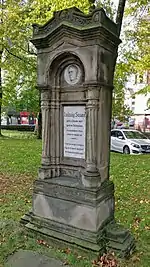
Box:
left=105, top=222, right=136, bottom=258
left=21, top=177, right=135, bottom=258
left=21, top=214, right=106, bottom=255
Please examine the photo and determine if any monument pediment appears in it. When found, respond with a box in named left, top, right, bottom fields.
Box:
left=31, top=7, right=119, bottom=48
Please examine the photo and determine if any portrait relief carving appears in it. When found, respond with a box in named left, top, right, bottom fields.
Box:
left=64, top=64, right=81, bottom=85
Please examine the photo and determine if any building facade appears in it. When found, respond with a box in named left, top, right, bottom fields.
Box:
left=125, top=71, right=150, bottom=131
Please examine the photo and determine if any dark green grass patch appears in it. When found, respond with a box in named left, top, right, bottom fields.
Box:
left=0, top=132, right=150, bottom=266
left=110, top=153, right=150, bottom=267
left=0, top=131, right=41, bottom=176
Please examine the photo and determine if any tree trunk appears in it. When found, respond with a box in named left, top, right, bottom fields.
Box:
left=0, top=51, right=3, bottom=136
left=116, top=0, right=127, bottom=36
left=112, top=0, right=127, bottom=76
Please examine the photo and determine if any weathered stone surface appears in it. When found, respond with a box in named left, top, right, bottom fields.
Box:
left=32, top=7, right=120, bottom=50
left=33, top=177, right=115, bottom=206
left=5, top=250, right=69, bottom=267
left=21, top=5, right=135, bottom=258
left=105, top=223, right=136, bottom=258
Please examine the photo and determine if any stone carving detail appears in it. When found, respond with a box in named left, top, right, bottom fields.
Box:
left=61, top=168, right=81, bottom=178
left=32, top=8, right=118, bottom=37
left=23, top=6, right=135, bottom=259
left=92, top=11, right=103, bottom=23
left=64, top=64, right=81, bottom=85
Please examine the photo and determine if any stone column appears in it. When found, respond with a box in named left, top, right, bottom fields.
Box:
left=50, top=87, right=60, bottom=178
left=82, top=87, right=101, bottom=188
left=55, top=87, right=60, bottom=177
left=41, top=89, right=51, bottom=166
left=38, top=88, right=53, bottom=180
left=97, top=86, right=113, bottom=183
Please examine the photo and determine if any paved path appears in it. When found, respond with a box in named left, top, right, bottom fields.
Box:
left=5, top=250, right=69, bottom=267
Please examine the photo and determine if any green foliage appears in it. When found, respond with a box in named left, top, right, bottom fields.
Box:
left=113, top=0, right=150, bottom=115
left=97, top=0, right=115, bottom=20
left=0, top=0, right=149, bottom=116
left=112, top=62, right=133, bottom=120
left=0, top=0, right=91, bottom=113
left=124, top=0, right=150, bottom=93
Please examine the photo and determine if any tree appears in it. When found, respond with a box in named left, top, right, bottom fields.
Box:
left=111, top=0, right=150, bottom=118
left=112, top=61, right=133, bottom=121
left=0, top=0, right=37, bottom=135
left=124, top=0, right=150, bottom=93
left=0, top=0, right=92, bottom=137
left=0, top=0, right=129, bottom=135
left=116, top=0, right=126, bottom=36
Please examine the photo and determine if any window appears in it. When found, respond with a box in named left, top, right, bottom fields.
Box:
left=123, top=131, right=147, bottom=139
left=111, top=131, right=116, bottom=137
left=116, top=131, right=125, bottom=139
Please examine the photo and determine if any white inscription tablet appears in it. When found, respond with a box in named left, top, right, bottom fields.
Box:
left=64, top=106, right=86, bottom=159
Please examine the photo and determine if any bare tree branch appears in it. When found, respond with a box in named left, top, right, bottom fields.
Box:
left=4, top=47, right=36, bottom=69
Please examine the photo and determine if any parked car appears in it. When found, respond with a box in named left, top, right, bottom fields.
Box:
left=110, top=129, right=150, bottom=154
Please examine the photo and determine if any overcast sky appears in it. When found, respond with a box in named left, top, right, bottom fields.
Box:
left=113, top=0, right=119, bottom=8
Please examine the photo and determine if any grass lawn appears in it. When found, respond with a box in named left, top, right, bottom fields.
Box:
left=0, top=131, right=150, bottom=267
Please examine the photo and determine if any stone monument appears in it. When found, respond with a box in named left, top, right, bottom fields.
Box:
left=22, top=7, right=135, bottom=257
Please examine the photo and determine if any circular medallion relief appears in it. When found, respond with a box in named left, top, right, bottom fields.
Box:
left=64, top=64, right=81, bottom=85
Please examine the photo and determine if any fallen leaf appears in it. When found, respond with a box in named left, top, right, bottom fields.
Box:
left=64, top=248, right=71, bottom=254
left=131, top=256, right=140, bottom=262
left=92, top=252, right=118, bottom=267
left=77, top=255, right=82, bottom=259
left=63, top=260, right=69, bottom=265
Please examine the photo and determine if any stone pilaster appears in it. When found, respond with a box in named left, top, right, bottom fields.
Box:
left=50, top=87, right=60, bottom=178
left=97, top=86, right=112, bottom=182
left=82, top=87, right=101, bottom=188
left=41, top=89, right=51, bottom=166
left=39, top=87, right=60, bottom=179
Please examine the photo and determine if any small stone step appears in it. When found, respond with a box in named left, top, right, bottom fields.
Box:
left=5, top=250, right=69, bottom=267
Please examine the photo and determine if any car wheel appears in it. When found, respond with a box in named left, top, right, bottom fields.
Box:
left=123, top=146, right=130, bottom=154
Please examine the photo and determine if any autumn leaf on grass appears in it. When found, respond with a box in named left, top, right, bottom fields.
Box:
left=133, top=216, right=141, bottom=230
left=37, top=239, right=50, bottom=247
left=92, top=252, right=118, bottom=267
left=63, top=248, right=71, bottom=254
left=77, top=255, right=83, bottom=259
left=63, top=261, right=69, bottom=266
left=131, top=255, right=140, bottom=263
left=145, top=226, right=150, bottom=230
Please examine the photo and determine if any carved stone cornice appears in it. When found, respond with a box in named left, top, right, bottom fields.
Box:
left=32, top=25, right=120, bottom=51
left=86, top=89, right=100, bottom=100
left=37, top=84, right=51, bottom=91
left=83, top=82, right=114, bottom=90
left=32, top=8, right=118, bottom=38
left=31, top=8, right=121, bottom=50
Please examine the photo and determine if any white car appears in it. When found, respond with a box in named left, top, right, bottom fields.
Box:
left=110, top=129, right=150, bottom=154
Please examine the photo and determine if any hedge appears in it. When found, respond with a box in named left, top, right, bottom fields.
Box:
left=1, top=125, right=35, bottom=132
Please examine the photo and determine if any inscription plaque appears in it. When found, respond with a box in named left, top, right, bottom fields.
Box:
left=64, top=106, right=86, bottom=159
